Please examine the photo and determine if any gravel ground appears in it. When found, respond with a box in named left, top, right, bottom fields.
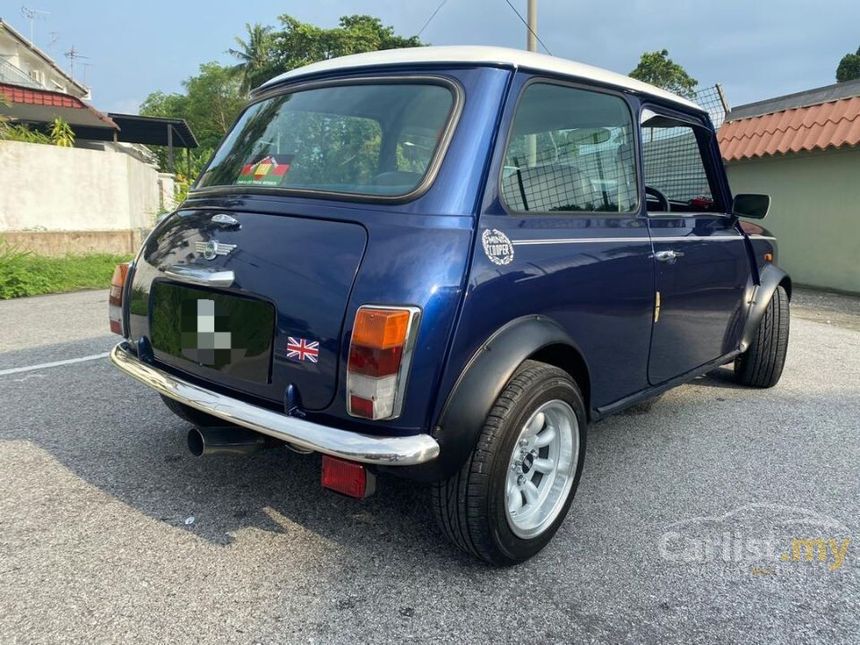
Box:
left=0, top=290, right=858, bottom=643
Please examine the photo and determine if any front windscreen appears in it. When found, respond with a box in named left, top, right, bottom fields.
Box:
left=196, top=81, right=455, bottom=197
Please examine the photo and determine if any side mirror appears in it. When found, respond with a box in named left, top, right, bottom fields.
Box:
left=732, top=193, right=770, bottom=219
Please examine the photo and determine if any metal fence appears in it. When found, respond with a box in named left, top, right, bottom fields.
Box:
left=696, top=83, right=729, bottom=130
left=638, top=84, right=729, bottom=203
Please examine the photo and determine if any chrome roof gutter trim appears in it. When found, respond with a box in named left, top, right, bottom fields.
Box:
left=110, top=342, right=440, bottom=466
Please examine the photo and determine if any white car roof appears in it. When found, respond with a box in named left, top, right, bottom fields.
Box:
left=259, top=45, right=701, bottom=111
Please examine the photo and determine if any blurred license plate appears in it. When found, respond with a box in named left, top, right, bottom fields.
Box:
left=150, top=282, right=275, bottom=384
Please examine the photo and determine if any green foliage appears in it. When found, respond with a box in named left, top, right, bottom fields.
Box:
left=0, top=240, right=130, bottom=299
left=49, top=117, right=75, bottom=147
left=138, top=14, right=424, bottom=178
left=140, top=62, right=242, bottom=177
left=836, top=46, right=860, bottom=82
left=629, top=49, right=698, bottom=99
left=0, top=122, right=51, bottom=144
left=269, top=14, right=422, bottom=74
left=141, top=62, right=245, bottom=152
left=228, top=23, right=276, bottom=93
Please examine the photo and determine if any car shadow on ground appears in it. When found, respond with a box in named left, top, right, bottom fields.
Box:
left=0, top=360, right=756, bottom=568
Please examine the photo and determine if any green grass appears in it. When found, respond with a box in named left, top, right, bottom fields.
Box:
left=0, top=242, right=130, bottom=299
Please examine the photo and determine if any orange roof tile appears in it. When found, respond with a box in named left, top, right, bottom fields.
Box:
left=718, top=96, right=860, bottom=161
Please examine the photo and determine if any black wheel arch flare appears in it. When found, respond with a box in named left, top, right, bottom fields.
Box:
left=379, top=315, right=591, bottom=482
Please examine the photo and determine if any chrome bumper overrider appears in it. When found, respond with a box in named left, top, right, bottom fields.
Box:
left=110, top=342, right=440, bottom=466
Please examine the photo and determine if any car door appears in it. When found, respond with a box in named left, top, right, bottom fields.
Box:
left=453, top=79, right=656, bottom=411
left=641, top=108, right=750, bottom=384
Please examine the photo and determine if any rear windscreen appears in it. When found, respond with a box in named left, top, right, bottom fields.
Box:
left=196, top=82, right=456, bottom=197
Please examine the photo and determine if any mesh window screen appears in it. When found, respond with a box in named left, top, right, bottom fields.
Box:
left=641, top=125, right=712, bottom=204
left=501, top=84, right=638, bottom=213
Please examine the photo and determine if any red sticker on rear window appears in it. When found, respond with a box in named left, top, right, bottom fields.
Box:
left=236, top=154, right=293, bottom=186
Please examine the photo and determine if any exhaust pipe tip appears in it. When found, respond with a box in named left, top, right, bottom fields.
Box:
left=186, top=426, right=268, bottom=457
left=187, top=427, right=206, bottom=457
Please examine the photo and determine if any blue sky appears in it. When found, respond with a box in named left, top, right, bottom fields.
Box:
left=4, top=0, right=858, bottom=113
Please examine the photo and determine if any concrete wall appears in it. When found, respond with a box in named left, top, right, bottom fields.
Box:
left=0, top=229, right=145, bottom=256
left=726, top=147, right=860, bottom=294
left=0, top=140, right=173, bottom=255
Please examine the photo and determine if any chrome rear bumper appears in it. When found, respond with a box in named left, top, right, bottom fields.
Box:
left=110, top=342, right=440, bottom=466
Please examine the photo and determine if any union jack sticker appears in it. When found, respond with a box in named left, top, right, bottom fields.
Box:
left=286, top=336, right=319, bottom=363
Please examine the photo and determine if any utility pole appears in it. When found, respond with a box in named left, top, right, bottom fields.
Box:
left=526, top=0, right=538, bottom=165
left=526, top=0, right=537, bottom=52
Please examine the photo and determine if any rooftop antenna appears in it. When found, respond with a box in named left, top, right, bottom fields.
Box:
left=20, top=6, right=50, bottom=45
left=80, top=62, right=94, bottom=86
left=64, top=46, right=89, bottom=80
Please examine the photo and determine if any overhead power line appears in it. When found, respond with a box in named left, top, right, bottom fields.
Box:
left=417, top=0, right=449, bottom=38
left=503, top=0, right=552, bottom=55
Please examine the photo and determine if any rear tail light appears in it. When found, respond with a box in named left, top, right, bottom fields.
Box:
left=321, top=455, right=376, bottom=498
left=109, top=262, right=129, bottom=335
left=346, top=305, right=420, bottom=420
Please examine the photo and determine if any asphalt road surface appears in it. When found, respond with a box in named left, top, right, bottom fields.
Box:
left=1, top=289, right=858, bottom=644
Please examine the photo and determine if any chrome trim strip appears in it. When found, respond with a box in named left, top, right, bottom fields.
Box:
left=162, top=265, right=235, bottom=287
left=748, top=235, right=776, bottom=241
left=110, top=343, right=440, bottom=466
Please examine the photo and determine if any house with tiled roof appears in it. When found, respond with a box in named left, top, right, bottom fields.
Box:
left=718, top=79, right=860, bottom=293
left=1, top=17, right=200, bottom=256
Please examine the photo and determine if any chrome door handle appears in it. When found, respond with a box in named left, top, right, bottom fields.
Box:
left=653, top=250, right=684, bottom=263
left=162, top=264, right=235, bottom=287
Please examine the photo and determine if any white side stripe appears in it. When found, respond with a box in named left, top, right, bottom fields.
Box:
left=511, top=237, right=648, bottom=246
left=649, top=236, right=744, bottom=242
left=0, top=352, right=109, bottom=377
left=511, top=235, right=746, bottom=246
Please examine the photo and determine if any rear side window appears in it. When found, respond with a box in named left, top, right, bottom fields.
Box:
left=501, top=83, right=638, bottom=213
left=641, top=115, right=716, bottom=211
left=196, top=82, right=456, bottom=197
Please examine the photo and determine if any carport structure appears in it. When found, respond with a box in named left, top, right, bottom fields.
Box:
left=107, top=112, right=198, bottom=174
left=0, top=83, right=198, bottom=173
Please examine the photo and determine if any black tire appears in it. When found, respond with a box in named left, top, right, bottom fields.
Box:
left=734, top=285, right=790, bottom=388
left=431, top=360, right=587, bottom=565
left=160, top=394, right=223, bottom=427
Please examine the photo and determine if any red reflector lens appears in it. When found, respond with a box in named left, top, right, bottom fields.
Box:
left=348, top=344, right=403, bottom=377
left=321, top=455, right=369, bottom=498
left=349, top=395, right=375, bottom=419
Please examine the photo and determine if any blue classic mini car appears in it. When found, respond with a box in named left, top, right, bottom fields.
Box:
left=109, top=46, right=790, bottom=564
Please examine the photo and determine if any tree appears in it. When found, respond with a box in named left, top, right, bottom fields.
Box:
left=140, top=62, right=246, bottom=173
left=228, top=23, right=275, bottom=93
left=836, top=46, right=860, bottom=82
left=140, top=14, right=424, bottom=175
left=629, top=49, right=698, bottom=99
left=268, top=14, right=423, bottom=79
left=141, top=62, right=244, bottom=150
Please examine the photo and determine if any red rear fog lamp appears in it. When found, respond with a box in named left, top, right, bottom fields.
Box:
left=321, top=455, right=376, bottom=498
left=109, top=262, right=129, bottom=335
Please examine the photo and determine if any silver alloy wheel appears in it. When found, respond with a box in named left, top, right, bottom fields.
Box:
left=504, top=399, right=579, bottom=539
